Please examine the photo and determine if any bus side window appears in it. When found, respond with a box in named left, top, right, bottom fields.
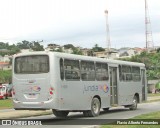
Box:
left=64, top=59, right=80, bottom=81
left=132, top=67, right=141, bottom=81
left=96, top=62, right=108, bottom=81
left=119, top=65, right=122, bottom=81
left=60, top=58, right=64, bottom=80
left=121, top=65, right=132, bottom=81
left=81, top=61, right=95, bottom=81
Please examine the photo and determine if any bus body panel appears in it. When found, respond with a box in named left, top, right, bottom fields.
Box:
left=58, top=81, right=110, bottom=110
left=13, top=74, right=50, bottom=102
left=118, top=81, right=142, bottom=105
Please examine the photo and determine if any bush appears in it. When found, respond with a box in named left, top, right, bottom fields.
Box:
left=0, top=70, right=12, bottom=83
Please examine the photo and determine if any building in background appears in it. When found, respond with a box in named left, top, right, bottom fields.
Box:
left=0, top=62, right=11, bottom=70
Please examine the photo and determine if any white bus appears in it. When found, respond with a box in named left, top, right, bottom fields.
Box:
left=12, top=51, right=147, bottom=117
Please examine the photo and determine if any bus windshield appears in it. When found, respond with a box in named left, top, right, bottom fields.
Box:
left=15, top=55, right=49, bottom=74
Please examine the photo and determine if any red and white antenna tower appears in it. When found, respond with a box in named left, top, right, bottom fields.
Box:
left=104, top=10, right=111, bottom=58
left=145, top=0, right=154, bottom=51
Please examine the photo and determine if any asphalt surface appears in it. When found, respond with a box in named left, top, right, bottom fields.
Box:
left=25, top=101, right=160, bottom=120
left=1, top=101, right=160, bottom=128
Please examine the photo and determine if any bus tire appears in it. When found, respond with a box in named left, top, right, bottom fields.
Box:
left=129, top=96, right=138, bottom=110
left=83, top=97, right=100, bottom=117
left=52, top=109, right=69, bottom=118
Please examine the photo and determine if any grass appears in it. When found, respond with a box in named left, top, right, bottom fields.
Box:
left=143, top=99, right=160, bottom=103
left=132, top=111, right=160, bottom=119
left=101, top=111, right=160, bottom=128
left=148, top=93, right=160, bottom=97
left=0, top=98, right=13, bottom=109
left=101, top=125, right=160, bottom=128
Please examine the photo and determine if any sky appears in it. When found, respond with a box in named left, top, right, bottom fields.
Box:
left=0, top=0, right=159, bottom=48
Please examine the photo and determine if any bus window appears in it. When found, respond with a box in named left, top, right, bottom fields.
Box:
left=96, top=63, right=108, bottom=81
left=15, top=55, right=49, bottom=74
left=132, top=67, right=141, bottom=81
left=81, top=61, right=95, bottom=81
left=119, top=65, right=122, bottom=81
left=64, top=59, right=80, bottom=81
left=122, top=65, right=132, bottom=81
left=60, top=58, right=64, bottom=80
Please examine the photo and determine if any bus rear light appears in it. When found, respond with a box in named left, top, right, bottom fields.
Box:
left=49, top=87, right=54, bottom=95
left=50, top=91, right=53, bottom=95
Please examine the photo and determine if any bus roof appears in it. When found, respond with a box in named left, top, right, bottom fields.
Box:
left=14, top=51, right=145, bottom=67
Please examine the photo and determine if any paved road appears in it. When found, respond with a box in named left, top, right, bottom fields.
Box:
left=26, top=101, right=160, bottom=119
left=1, top=101, right=160, bottom=128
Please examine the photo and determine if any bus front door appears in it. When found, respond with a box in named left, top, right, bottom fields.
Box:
left=109, top=67, right=118, bottom=105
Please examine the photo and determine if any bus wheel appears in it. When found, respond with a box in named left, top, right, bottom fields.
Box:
left=83, top=97, right=100, bottom=117
left=52, top=109, right=69, bottom=118
left=103, top=108, right=109, bottom=111
left=129, top=96, right=138, bottom=110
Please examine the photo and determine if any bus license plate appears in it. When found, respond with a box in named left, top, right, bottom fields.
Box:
left=28, top=93, right=36, bottom=98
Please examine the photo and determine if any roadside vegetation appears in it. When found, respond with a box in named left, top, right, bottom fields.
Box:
left=0, top=41, right=44, bottom=57
left=101, top=111, right=160, bottom=128
left=0, top=99, right=13, bottom=109
left=0, top=70, right=12, bottom=83
left=132, top=111, right=160, bottom=119
left=148, top=93, right=160, bottom=97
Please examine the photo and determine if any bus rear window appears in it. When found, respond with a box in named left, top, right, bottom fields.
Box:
left=15, top=55, right=49, bottom=74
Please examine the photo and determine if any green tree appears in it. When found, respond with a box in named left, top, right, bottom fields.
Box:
left=56, top=47, right=63, bottom=52
left=157, top=47, right=160, bottom=53
left=0, top=42, right=9, bottom=49
left=0, top=42, right=20, bottom=56
left=31, top=41, right=44, bottom=51
left=72, top=48, right=83, bottom=55
left=63, top=44, right=75, bottom=49
left=92, top=44, right=105, bottom=52
left=17, top=40, right=32, bottom=49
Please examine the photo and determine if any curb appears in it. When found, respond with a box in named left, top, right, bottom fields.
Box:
left=0, top=110, right=52, bottom=119
left=82, top=126, right=100, bottom=128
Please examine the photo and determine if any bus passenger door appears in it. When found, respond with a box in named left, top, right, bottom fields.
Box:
left=109, top=67, right=118, bottom=105
left=141, top=69, right=147, bottom=101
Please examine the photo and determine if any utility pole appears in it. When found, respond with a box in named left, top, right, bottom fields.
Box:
left=145, top=0, right=154, bottom=52
left=105, top=10, right=111, bottom=58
